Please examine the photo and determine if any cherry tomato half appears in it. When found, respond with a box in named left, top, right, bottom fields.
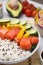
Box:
left=25, top=9, right=32, bottom=17
left=22, top=6, right=27, bottom=14
left=22, top=1, right=29, bottom=6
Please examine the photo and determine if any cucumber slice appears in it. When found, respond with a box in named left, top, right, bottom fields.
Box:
left=25, top=24, right=32, bottom=30
left=27, top=28, right=38, bottom=36
left=10, top=19, right=20, bottom=24
left=28, top=28, right=36, bottom=34
left=0, top=18, right=10, bottom=23
left=20, top=20, right=26, bottom=25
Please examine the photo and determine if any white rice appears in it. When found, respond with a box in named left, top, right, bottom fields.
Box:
left=0, top=38, right=30, bottom=61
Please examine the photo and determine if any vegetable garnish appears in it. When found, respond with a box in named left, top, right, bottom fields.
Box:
left=21, top=0, right=38, bottom=17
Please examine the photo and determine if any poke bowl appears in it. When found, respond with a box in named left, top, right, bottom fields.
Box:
left=0, top=18, right=40, bottom=64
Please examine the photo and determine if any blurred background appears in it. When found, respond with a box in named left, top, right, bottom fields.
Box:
left=32, top=0, right=43, bottom=4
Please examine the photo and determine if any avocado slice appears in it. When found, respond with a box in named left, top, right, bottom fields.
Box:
left=6, top=0, right=22, bottom=18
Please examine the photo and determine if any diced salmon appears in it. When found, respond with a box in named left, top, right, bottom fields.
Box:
left=0, top=28, right=8, bottom=39
left=14, top=37, right=21, bottom=44
left=6, top=28, right=20, bottom=40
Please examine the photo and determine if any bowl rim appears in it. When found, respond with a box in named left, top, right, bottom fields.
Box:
left=0, top=18, right=40, bottom=64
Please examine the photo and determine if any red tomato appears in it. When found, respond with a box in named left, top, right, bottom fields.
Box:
left=32, top=10, right=38, bottom=17
left=20, top=37, right=32, bottom=50
left=31, top=7, right=36, bottom=11
left=22, top=1, right=29, bottom=6
left=25, top=9, right=32, bottom=17
left=6, top=28, right=20, bottom=40
left=22, top=6, right=27, bottom=14
left=0, top=28, right=8, bottom=39
left=27, top=4, right=32, bottom=9
left=30, top=4, right=34, bottom=8
left=28, top=36, right=39, bottom=45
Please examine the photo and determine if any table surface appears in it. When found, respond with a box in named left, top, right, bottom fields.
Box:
left=32, top=0, right=43, bottom=4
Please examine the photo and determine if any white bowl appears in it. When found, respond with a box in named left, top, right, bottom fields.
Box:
left=0, top=18, right=40, bottom=64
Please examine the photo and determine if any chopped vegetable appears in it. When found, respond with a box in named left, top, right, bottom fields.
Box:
left=3, top=25, right=8, bottom=29
left=22, top=0, right=38, bottom=17
left=17, top=28, right=26, bottom=39
left=25, top=9, right=32, bottom=17
left=27, top=28, right=38, bottom=36
left=7, top=23, right=11, bottom=28
left=22, top=6, right=27, bottom=14
left=10, top=19, right=20, bottom=25
left=13, top=24, right=24, bottom=29
left=23, top=31, right=30, bottom=38
left=20, top=20, right=26, bottom=25
left=35, top=13, right=39, bottom=24
left=0, top=18, right=10, bottom=23
left=25, top=23, right=32, bottom=30
left=22, top=1, right=28, bottom=6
